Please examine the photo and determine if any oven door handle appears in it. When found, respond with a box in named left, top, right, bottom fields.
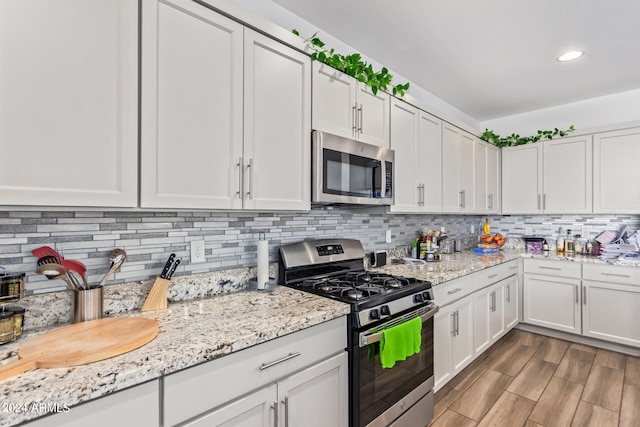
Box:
left=359, top=305, right=439, bottom=347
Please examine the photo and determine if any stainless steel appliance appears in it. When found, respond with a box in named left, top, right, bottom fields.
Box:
left=279, top=239, right=438, bottom=427
left=312, top=131, right=394, bottom=205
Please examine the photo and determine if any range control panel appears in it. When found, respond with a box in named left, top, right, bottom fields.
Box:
left=316, top=244, right=344, bottom=256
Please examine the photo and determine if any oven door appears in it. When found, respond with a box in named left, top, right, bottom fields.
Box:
left=351, top=304, right=437, bottom=427
left=312, top=130, right=394, bottom=205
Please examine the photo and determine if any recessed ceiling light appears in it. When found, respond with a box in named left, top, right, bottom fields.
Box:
left=557, top=51, right=584, bottom=62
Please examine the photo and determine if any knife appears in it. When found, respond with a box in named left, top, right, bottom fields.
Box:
left=160, top=254, right=176, bottom=279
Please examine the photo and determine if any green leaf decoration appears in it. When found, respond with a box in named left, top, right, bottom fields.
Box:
left=293, top=30, right=409, bottom=98
left=480, top=126, right=575, bottom=147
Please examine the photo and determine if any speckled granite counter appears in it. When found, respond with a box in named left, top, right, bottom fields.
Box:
left=0, top=287, right=349, bottom=426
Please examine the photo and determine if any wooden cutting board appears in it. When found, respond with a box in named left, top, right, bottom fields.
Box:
left=0, top=317, right=159, bottom=381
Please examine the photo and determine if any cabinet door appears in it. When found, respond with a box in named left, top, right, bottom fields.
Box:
left=25, top=380, right=159, bottom=427
left=442, top=124, right=461, bottom=212
left=582, top=280, right=640, bottom=348
left=356, top=84, right=390, bottom=147
left=243, top=29, right=311, bottom=211
left=452, top=297, right=474, bottom=374
left=434, top=306, right=453, bottom=392
left=183, top=384, right=276, bottom=427
left=504, top=275, right=519, bottom=331
left=593, top=127, right=640, bottom=213
left=523, top=274, right=581, bottom=334
left=501, top=144, right=543, bottom=214
left=0, top=0, right=138, bottom=207
left=542, top=136, right=593, bottom=213
left=486, top=145, right=500, bottom=213
left=489, top=284, right=505, bottom=341
left=474, top=141, right=488, bottom=213
left=140, top=0, right=243, bottom=209
left=458, top=131, right=475, bottom=211
left=389, top=99, right=419, bottom=212
left=312, top=62, right=357, bottom=140
left=418, top=111, right=443, bottom=212
left=472, top=286, right=492, bottom=356
left=277, top=352, right=348, bottom=427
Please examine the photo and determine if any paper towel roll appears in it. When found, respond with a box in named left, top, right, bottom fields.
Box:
left=257, top=239, right=269, bottom=290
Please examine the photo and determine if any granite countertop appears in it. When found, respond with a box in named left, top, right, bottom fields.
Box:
left=0, top=287, right=350, bottom=426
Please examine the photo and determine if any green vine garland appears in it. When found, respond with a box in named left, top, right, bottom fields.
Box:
left=480, top=125, right=576, bottom=147
left=293, top=29, right=410, bottom=97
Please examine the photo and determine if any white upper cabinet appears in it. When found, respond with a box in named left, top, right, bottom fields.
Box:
left=389, top=100, right=443, bottom=213
left=474, top=141, right=488, bottom=214
left=442, top=124, right=475, bottom=212
left=312, top=62, right=389, bottom=147
left=501, top=144, right=543, bottom=214
left=243, top=29, right=311, bottom=211
left=141, top=0, right=243, bottom=209
left=502, top=135, right=592, bottom=214
left=593, top=127, right=640, bottom=213
left=486, top=144, right=500, bottom=213
left=141, top=0, right=310, bottom=210
left=0, top=0, right=138, bottom=207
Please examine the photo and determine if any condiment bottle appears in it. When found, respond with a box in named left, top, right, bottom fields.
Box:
left=7, top=305, right=25, bottom=338
left=574, top=234, right=583, bottom=254
left=0, top=310, right=15, bottom=344
left=556, top=227, right=565, bottom=253
left=542, top=239, right=549, bottom=252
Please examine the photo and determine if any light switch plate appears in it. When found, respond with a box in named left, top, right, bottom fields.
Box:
left=385, top=230, right=392, bottom=243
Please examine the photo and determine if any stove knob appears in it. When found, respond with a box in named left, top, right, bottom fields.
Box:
left=414, top=294, right=424, bottom=303
left=380, top=305, right=391, bottom=316
left=422, top=292, right=431, bottom=301
left=370, top=309, right=380, bottom=320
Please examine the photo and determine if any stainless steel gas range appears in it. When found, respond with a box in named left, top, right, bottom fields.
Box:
left=279, top=239, right=439, bottom=427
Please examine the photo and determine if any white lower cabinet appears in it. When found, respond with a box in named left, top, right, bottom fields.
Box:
left=523, top=273, right=581, bottom=334
left=504, top=276, right=519, bottom=330
left=185, top=353, right=348, bottom=427
left=473, top=281, right=505, bottom=356
left=25, top=380, right=159, bottom=427
left=434, top=295, right=474, bottom=391
left=163, top=317, right=347, bottom=427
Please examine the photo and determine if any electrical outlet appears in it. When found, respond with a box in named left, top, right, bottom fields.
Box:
left=385, top=230, right=392, bottom=243
left=470, top=225, right=475, bottom=234
left=526, top=227, right=533, bottom=235
left=190, top=240, right=206, bottom=263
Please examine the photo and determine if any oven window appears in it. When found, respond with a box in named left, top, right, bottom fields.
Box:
left=356, top=317, right=434, bottom=427
left=323, top=148, right=384, bottom=198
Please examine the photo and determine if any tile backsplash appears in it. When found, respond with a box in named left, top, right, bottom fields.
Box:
left=0, top=208, right=637, bottom=294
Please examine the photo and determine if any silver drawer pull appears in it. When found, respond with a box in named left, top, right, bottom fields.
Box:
left=601, top=273, right=631, bottom=278
left=447, top=288, right=462, bottom=294
left=488, top=274, right=498, bottom=279
left=539, top=266, right=561, bottom=270
left=509, top=266, right=518, bottom=270
left=260, top=352, right=301, bottom=370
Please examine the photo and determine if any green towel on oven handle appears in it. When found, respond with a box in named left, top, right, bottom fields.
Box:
left=379, top=316, right=422, bottom=369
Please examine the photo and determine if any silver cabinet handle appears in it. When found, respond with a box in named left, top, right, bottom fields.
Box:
left=506, top=284, right=511, bottom=302
left=272, top=402, right=278, bottom=427
left=456, top=311, right=460, bottom=336
left=539, top=266, right=562, bottom=271
left=491, top=292, right=496, bottom=312
left=448, top=288, right=462, bottom=294
left=260, top=352, right=301, bottom=370
left=601, top=273, right=632, bottom=278
left=246, top=158, right=254, bottom=199
left=421, top=184, right=425, bottom=206
left=462, top=189, right=466, bottom=208
left=538, top=194, right=541, bottom=210
left=451, top=312, right=456, bottom=337
left=509, top=266, right=518, bottom=270
left=352, top=104, right=357, bottom=132
left=358, top=104, right=363, bottom=133
left=488, top=194, right=491, bottom=210
left=583, top=286, right=586, bottom=305
left=236, top=157, right=243, bottom=199
left=459, top=191, right=464, bottom=208
left=575, top=284, right=578, bottom=304
left=283, top=396, right=289, bottom=427
left=543, top=193, right=546, bottom=210
left=488, top=274, right=498, bottom=279
left=417, top=184, right=424, bottom=206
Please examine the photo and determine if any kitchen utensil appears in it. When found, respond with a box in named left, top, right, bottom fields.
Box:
left=97, top=249, right=126, bottom=288
left=0, top=317, right=159, bottom=381
left=35, top=263, right=77, bottom=290
left=141, top=254, right=180, bottom=312
left=72, top=285, right=103, bottom=323
left=32, top=246, right=63, bottom=263
left=62, top=259, right=89, bottom=289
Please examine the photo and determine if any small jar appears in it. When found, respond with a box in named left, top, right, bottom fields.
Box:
left=7, top=305, right=25, bottom=338
left=0, top=310, right=15, bottom=344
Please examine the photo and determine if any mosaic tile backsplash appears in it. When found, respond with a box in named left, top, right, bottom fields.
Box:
left=0, top=208, right=638, bottom=294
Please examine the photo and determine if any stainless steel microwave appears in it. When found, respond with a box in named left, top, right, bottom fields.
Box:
left=312, top=131, right=394, bottom=205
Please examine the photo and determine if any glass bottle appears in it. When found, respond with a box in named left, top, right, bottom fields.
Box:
left=574, top=234, right=583, bottom=254
left=556, top=227, right=564, bottom=253
left=564, top=229, right=574, bottom=254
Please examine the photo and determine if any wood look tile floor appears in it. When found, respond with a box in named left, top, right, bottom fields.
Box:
left=428, top=330, right=640, bottom=427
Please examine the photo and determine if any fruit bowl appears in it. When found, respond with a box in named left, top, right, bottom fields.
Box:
left=479, top=233, right=506, bottom=248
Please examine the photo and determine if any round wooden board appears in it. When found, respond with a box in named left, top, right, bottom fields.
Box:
left=0, top=317, right=159, bottom=380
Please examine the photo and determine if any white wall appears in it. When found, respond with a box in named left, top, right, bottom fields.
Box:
left=482, top=88, right=640, bottom=137
left=228, top=0, right=482, bottom=131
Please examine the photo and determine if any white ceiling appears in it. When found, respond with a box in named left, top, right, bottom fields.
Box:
left=271, top=0, right=640, bottom=121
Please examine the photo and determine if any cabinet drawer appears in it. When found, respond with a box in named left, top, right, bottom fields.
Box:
left=433, top=274, right=476, bottom=307
left=583, top=263, right=640, bottom=286
left=475, top=260, right=519, bottom=289
left=524, top=258, right=581, bottom=278
left=163, top=317, right=346, bottom=426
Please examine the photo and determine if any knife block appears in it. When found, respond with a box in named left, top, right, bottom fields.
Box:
left=141, top=277, right=170, bottom=312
